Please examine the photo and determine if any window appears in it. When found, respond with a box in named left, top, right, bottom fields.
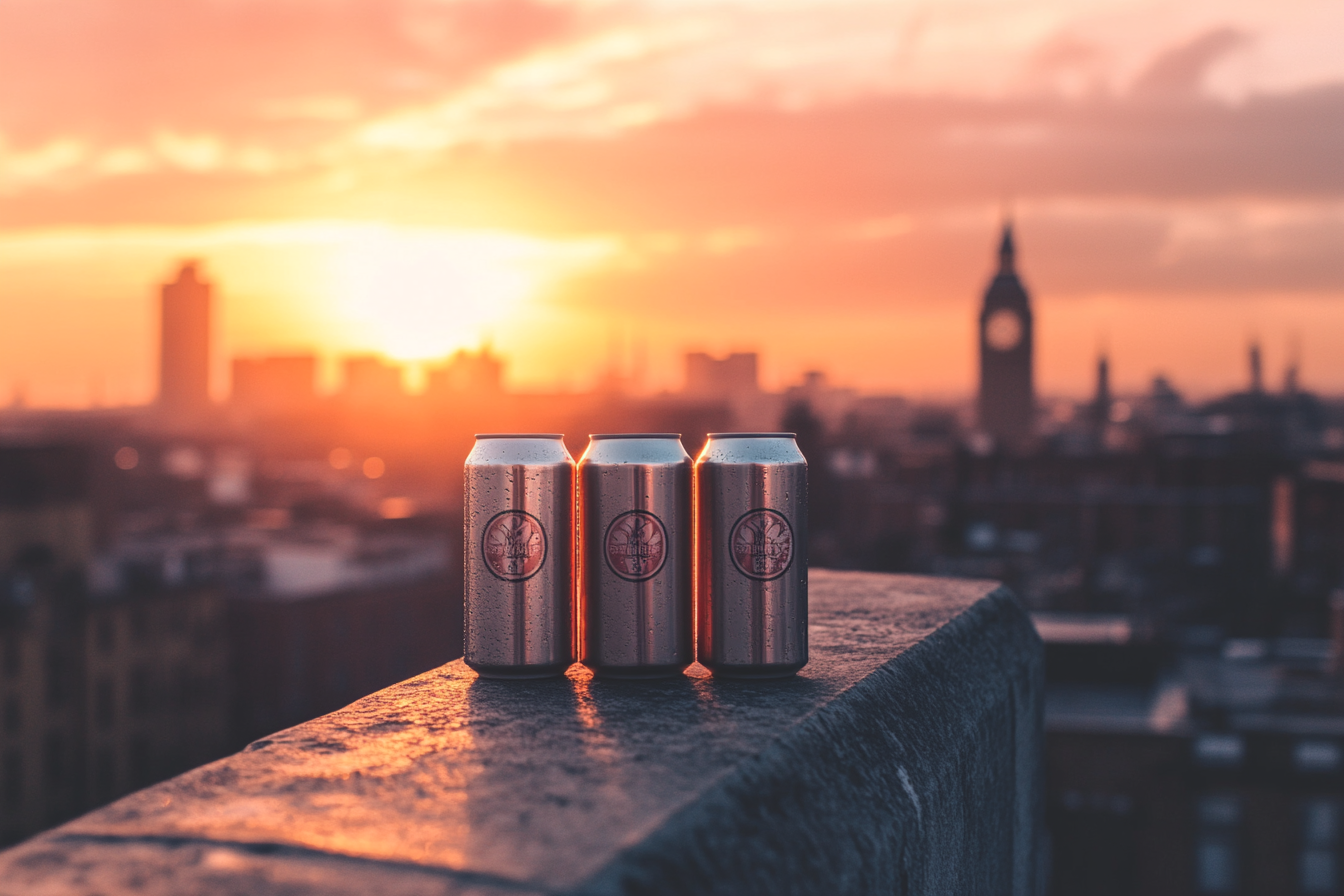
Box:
left=1296, top=742, right=1342, bottom=774
left=1195, top=735, right=1245, bottom=768
left=1302, top=851, right=1336, bottom=896
left=1199, top=838, right=1238, bottom=895
left=1301, top=799, right=1340, bottom=895
left=1196, top=794, right=1241, bottom=894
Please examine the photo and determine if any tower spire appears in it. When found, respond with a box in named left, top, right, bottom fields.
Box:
left=998, top=221, right=1016, bottom=274
left=1093, top=352, right=1111, bottom=431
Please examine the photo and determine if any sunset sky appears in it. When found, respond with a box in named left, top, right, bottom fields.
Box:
left=1, top=0, right=1342, bottom=406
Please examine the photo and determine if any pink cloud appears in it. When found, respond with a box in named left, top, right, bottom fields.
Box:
left=0, top=0, right=573, bottom=144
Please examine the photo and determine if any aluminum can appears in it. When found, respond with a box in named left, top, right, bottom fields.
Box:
left=464, top=434, right=575, bottom=678
left=578, top=434, right=693, bottom=678
left=695, top=433, right=807, bottom=678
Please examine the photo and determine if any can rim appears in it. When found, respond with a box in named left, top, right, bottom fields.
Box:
left=706, top=432, right=797, bottom=439
left=588, top=433, right=682, bottom=440
left=474, top=433, right=565, bottom=440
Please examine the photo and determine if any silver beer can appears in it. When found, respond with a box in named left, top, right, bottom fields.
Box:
left=695, top=433, right=808, bottom=678
left=464, top=434, right=575, bottom=678
left=577, top=434, right=693, bottom=678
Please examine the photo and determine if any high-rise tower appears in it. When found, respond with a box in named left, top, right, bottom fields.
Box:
left=158, top=261, right=212, bottom=414
left=976, top=224, right=1035, bottom=446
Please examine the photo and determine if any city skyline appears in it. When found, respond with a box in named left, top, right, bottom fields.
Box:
left=0, top=228, right=1323, bottom=411
left=1, top=1, right=1343, bottom=406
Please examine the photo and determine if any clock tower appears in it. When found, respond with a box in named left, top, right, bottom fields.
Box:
left=977, top=223, right=1035, bottom=447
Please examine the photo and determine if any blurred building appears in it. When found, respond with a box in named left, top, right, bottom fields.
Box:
left=1042, top=614, right=1344, bottom=896
left=342, top=356, right=405, bottom=405
left=683, top=352, right=781, bottom=431
left=0, top=446, right=94, bottom=571
left=425, top=348, right=503, bottom=399
left=782, top=370, right=860, bottom=433
left=88, top=518, right=457, bottom=750
left=684, top=352, right=759, bottom=397
left=158, top=262, right=212, bottom=415
left=229, top=575, right=459, bottom=746
left=231, top=356, right=317, bottom=413
left=815, top=358, right=1344, bottom=633
left=977, top=224, right=1035, bottom=448
left=0, top=444, right=92, bottom=843
left=83, top=587, right=228, bottom=806
left=0, top=564, right=84, bottom=844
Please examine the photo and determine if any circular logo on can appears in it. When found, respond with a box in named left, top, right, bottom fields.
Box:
left=481, top=510, right=547, bottom=582
left=730, top=509, right=794, bottom=581
left=604, top=510, right=668, bottom=582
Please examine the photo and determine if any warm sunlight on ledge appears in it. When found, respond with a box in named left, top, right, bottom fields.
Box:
left=0, top=571, right=1043, bottom=895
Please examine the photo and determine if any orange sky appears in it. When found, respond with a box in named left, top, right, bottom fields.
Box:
left=1, top=0, right=1343, bottom=406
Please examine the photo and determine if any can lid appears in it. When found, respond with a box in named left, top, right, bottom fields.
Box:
left=474, top=433, right=565, bottom=440
left=706, top=432, right=796, bottom=439
left=588, top=433, right=681, bottom=440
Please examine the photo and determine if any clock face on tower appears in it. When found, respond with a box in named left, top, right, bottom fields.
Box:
left=985, top=308, right=1024, bottom=352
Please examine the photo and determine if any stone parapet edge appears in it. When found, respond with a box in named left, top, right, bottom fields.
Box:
left=576, top=586, right=1044, bottom=896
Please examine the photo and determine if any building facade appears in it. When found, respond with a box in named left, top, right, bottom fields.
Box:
left=158, top=262, right=212, bottom=414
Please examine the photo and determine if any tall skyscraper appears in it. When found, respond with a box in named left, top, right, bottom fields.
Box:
left=976, top=224, right=1035, bottom=447
left=158, top=262, right=212, bottom=414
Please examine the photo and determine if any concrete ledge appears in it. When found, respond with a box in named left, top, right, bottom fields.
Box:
left=0, top=570, right=1044, bottom=896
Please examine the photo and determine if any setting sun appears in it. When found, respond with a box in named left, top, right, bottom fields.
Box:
left=0, top=222, right=616, bottom=405
left=328, top=224, right=613, bottom=363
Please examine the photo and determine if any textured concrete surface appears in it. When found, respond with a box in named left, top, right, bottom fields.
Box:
left=0, top=570, right=1043, bottom=896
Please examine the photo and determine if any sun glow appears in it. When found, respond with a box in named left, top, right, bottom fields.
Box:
left=328, top=225, right=608, bottom=363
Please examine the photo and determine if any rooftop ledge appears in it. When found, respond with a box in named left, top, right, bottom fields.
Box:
left=0, top=570, right=1044, bottom=896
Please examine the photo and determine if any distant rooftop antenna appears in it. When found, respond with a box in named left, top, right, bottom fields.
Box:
left=1284, top=333, right=1301, bottom=395
left=998, top=198, right=1016, bottom=274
